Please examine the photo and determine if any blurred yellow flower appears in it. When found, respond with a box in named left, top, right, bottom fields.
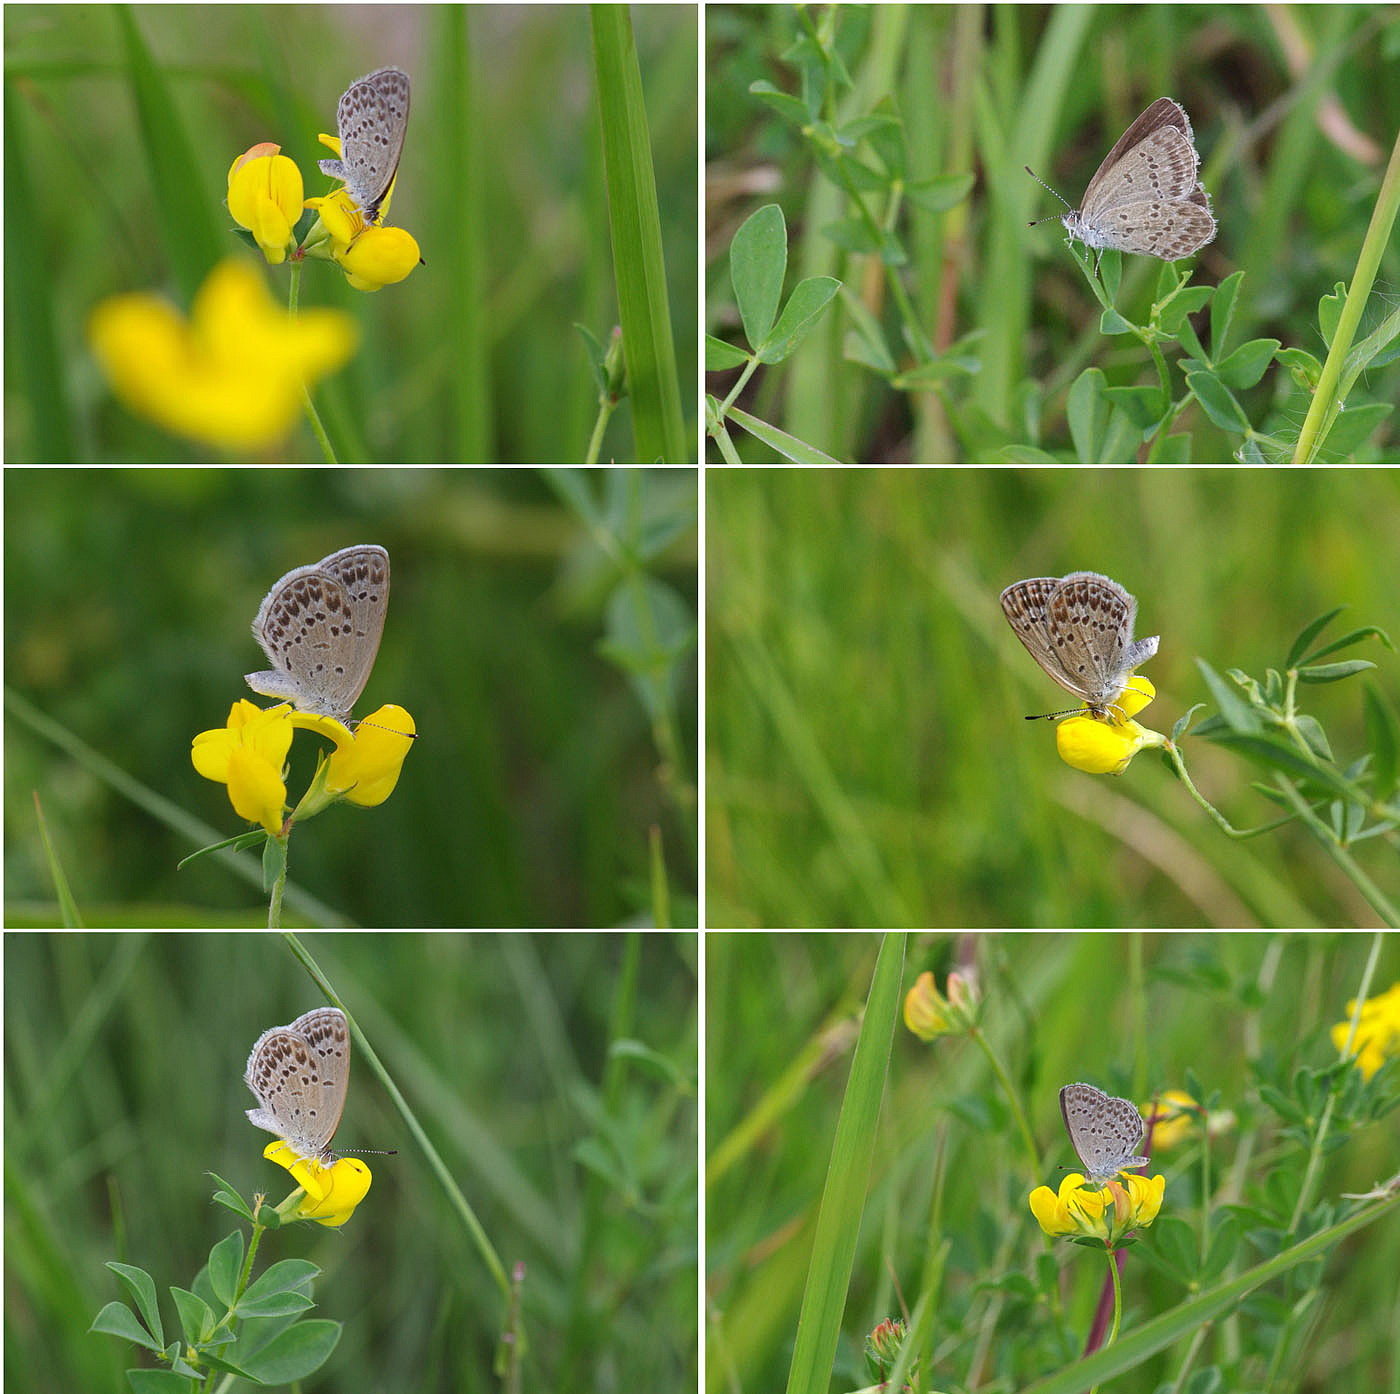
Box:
left=1331, top=982, right=1400, bottom=1081
left=1143, top=1089, right=1202, bottom=1150
left=903, top=969, right=979, bottom=1041
left=88, top=259, right=357, bottom=451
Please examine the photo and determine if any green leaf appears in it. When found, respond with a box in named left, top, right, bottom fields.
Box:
left=206, top=1231, right=245, bottom=1310
left=851, top=102, right=906, bottom=179
left=755, top=276, right=841, bottom=364
left=1208, top=270, right=1246, bottom=356
left=1286, top=606, right=1346, bottom=667
left=125, top=1367, right=204, bottom=1392
left=1186, top=372, right=1252, bottom=432
left=1296, top=660, right=1378, bottom=682
left=1146, top=431, right=1193, bottom=462
left=103, top=1263, right=163, bottom=1347
left=238, top=1318, right=343, bottom=1385
left=170, top=1286, right=214, bottom=1344
left=895, top=354, right=980, bottom=389
left=1066, top=368, right=1112, bottom=461
left=906, top=172, right=976, bottom=213
left=1312, top=401, right=1392, bottom=458
left=574, top=322, right=609, bottom=394
left=1318, top=282, right=1347, bottom=347
left=1215, top=339, right=1281, bottom=389
left=705, top=336, right=751, bottom=371
left=1196, top=659, right=1263, bottom=733
left=731, top=203, right=787, bottom=349
left=598, top=574, right=696, bottom=725
left=88, top=1301, right=163, bottom=1353
left=1171, top=703, right=1207, bottom=742
left=821, top=216, right=882, bottom=255
left=261, top=836, right=287, bottom=896
left=747, top=81, right=811, bottom=127
left=1206, top=733, right=1359, bottom=800
left=841, top=289, right=897, bottom=375
left=1294, top=714, right=1334, bottom=761
left=1277, top=347, right=1323, bottom=389
left=240, top=1258, right=322, bottom=1316
left=1297, top=622, right=1394, bottom=664
left=1103, top=384, right=1168, bottom=430
left=1142, top=1215, right=1199, bottom=1281
left=1157, top=288, right=1212, bottom=334
left=727, top=406, right=844, bottom=463
left=1362, top=685, right=1399, bottom=801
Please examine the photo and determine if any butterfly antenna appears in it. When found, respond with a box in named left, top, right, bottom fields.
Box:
left=1024, top=165, right=1072, bottom=226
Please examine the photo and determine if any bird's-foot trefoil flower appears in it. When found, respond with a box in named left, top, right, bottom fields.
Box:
left=1331, top=982, right=1400, bottom=1082
left=88, top=259, right=358, bottom=452
left=256, top=1140, right=372, bottom=1228
left=904, top=969, right=981, bottom=1041
left=1030, top=1169, right=1165, bottom=1247
left=1053, top=675, right=1168, bottom=775
left=191, top=700, right=415, bottom=832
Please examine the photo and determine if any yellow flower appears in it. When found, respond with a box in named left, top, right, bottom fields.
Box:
left=191, top=700, right=295, bottom=833
left=1054, top=676, right=1166, bottom=775
left=193, top=701, right=415, bottom=831
left=903, top=969, right=979, bottom=1041
left=226, top=145, right=305, bottom=264
left=1029, top=1170, right=1165, bottom=1246
left=304, top=135, right=421, bottom=292
left=258, top=1140, right=372, bottom=1228
left=1143, top=1089, right=1204, bottom=1151
left=88, top=259, right=357, bottom=451
left=325, top=705, right=417, bottom=806
left=1331, top=982, right=1400, bottom=1081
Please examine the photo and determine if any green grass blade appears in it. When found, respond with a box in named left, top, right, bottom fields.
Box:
left=783, top=933, right=906, bottom=1394
left=590, top=5, right=689, bottom=462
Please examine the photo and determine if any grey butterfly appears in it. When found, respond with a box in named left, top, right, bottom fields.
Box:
left=1060, top=1082, right=1151, bottom=1187
left=1027, top=97, right=1215, bottom=274
left=318, top=67, right=411, bottom=224
left=245, top=544, right=390, bottom=724
left=245, top=1007, right=351, bottom=1164
left=1000, top=571, right=1158, bottom=720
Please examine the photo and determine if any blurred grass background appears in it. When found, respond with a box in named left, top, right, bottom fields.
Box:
left=4, top=4, right=697, bottom=463
left=705, top=932, right=1399, bottom=1394
left=705, top=5, right=1399, bottom=462
left=706, top=468, right=1400, bottom=928
left=4, top=467, right=697, bottom=927
left=5, top=930, right=697, bottom=1393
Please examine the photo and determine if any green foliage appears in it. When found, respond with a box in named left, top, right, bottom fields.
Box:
left=1173, top=605, right=1399, bottom=923
left=704, top=6, right=1398, bottom=462
left=4, top=467, right=696, bottom=928
left=706, top=467, right=1400, bottom=928
left=707, top=205, right=844, bottom=462
left=92, top=1233, right=346, bottom=1389
left=4, top=7, right=696, bottom=463
left=706, top=933, right=1400, bottom=1394
left=9, top=932, right=697, bottom=1392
